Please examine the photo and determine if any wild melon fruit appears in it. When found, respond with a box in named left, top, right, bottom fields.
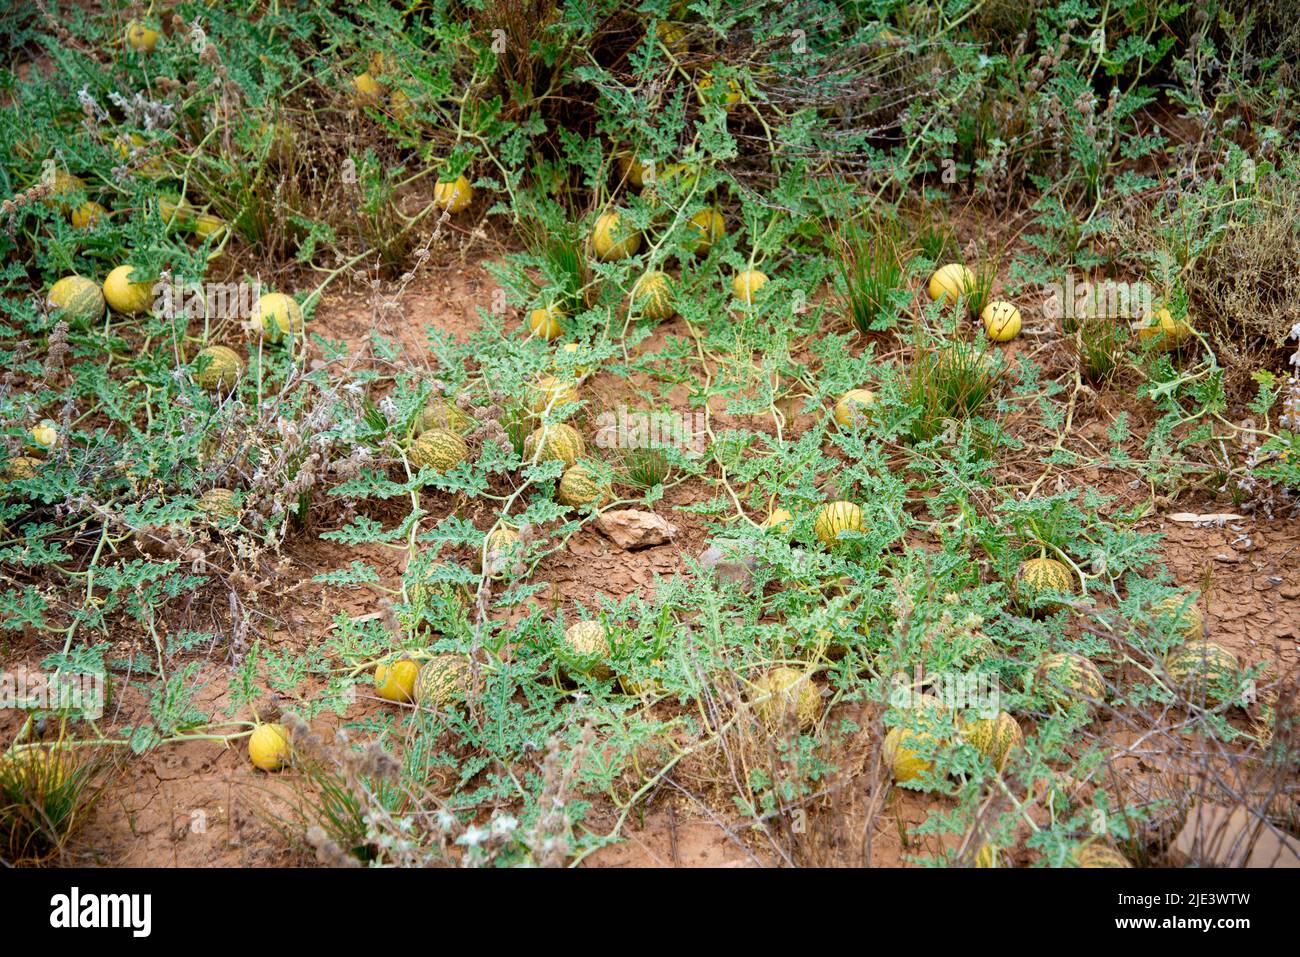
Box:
left=1035, top=652, right=1105, bottom=710
left=48, top=276, right=105, bottom=328
left=1014, top=557, right=1074, bottom=614
left=125, top=21, right=161, bottom=53
left=592, top=210, right=641, bottom=261
left=351, top=71, right=384, bottom=104
left=523, top=423, right=584, bottom=467
left=883, top=725, right=937, bottom=783
left=697, top=74, right=742, bottom=110
left=981, top=301, right=1021, bottom=342
left=631, top=270, right=675, bottom=321
left=752, top=666, right=820, bottom=730
left=527, top=376, right=579, bottom=416
left=961, top=711, right=1023, bottom=771
left=528, top=305, right=564, bottom=340
left=414, top=397, right=474, bottom=435
left=731, top=270, right=768, bottom=304
left=197, top=488, right=241, bottom=523
left=814, top=500, right=862, bottom=546
left=834, top=389, right=877, bottom=428
left=482, top=524, right=522, bottom=577
left=194, top=345, right=243, bottom=392
left=927, top=263, right=975, bottom=305
left=192, top=213, right=229, bottom=241
left=102, top=265, right=154, bottom=315
left=557, top=463, right=609, bottom=509
left=248, top=723, right=290, bottom=772
left=70, top=200, right=107, bottom=229
left=1166, top=640, right=1238, bottom=706
left=616, top=152, right=653, bottom=190
left=561, top=620, right=612, bottom=679
left=686, top=207, right=725, bottom=254
left=1136, top=307, right=1193, bottom=352
left=410, top=428, right=470, bottom=473
left=1150, top=593, right=1205, bottom=642
left=434, top=175, right=473, bottom=214
left=375, top=658, right=420, bottom=703
left=1072, top=844, right=1132, bottom=868
left=28, top=421, right=58, bottom=456
left=558, top=341, right=594, bottom=378
left=251, top=292, right=303, bottom=342
left=5, top=455, right=42, bottom=483
left=763, top=507, right=794, bottom=532
left=416, top=655, right=469, bottom=709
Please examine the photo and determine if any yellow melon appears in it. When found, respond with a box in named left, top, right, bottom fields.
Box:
left=1072, top=844, right=1131, bottom=868
left=981, top=301, right=1021, bottom=342
left=70, top=200, right=106, bottom=229
left=883, top=725, right=936, bottom=782
left=252, top=292, right=303, bottom=342
left=434, top=175, right=473, bottom=214
left=248, top=723, right=290, bottom=771
left=592, top=210, right=641, bottom=260
left=375, top=658, right=420, bottom=703
left=1035, top=652, right=1105, bottom=710
left=523, top=423, right=584, bottom=466
left=631, top=270, right=675, bottom=320
left=527, top=376, right=579, bottom=416
left=960, top=711, right=1023, bottom=770
left=528, top=305, right=564, bottom=340
left=834, top=389, right=877, bottom=428
left=561, top=620, right=611, bottom=679
left=686, top=207, right=725, bottom=254
left=814, top=501, right=862, bottom=546
left=102, top=265, right=154, bottom=315
left=194, top=345, right=243, bottom=392
left=927, top=263, right=975, bottom=305
left=751, top=667, right=820, bottom=730
left=731, top=269, right=768, bottom=304
left=125, top=21, right=160, bottom=53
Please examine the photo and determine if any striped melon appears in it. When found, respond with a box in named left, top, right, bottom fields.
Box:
left=102, top=265, right=154, bottom=315
left=686, top=207, right=725, bottom=254
left=752, top=667, right=820, bottom=730
left=961, top=711, right=1023, bottom=771
left=434, top=175, right=473, bottom=214
left=527, top=376, right=579, bottom=416
left=414, top=397, right=474, bottom=435
left=48, top=276, right=105, bottom=328
left=834, top=389, right=877, bottom=428
left=1151, top=593, right=1205, bottom=642
left=592, top=210, right=641, bottom=261
left=1072, top=844, right=1132, bottom=868
left=523, top=423, right=584, bottom=467
left=528, top=305, right=564, bottom=340
left=731, top=269, right=768, bottom=304
left=883, top=725, right=937, bottom=783
left=194, top=345, right=243, bottom=392
left=1166, top=640, right=1238, bottom=706
left=410, top=428, right=470, bottom=473
left=631, top=270, right=675, bottom=321
left=416, top=654, right=469, bottom=709
left=557, top=463, right=609, bottom=509
left=814, top=500, right=862, bottom=546
left=927, top=263, right=975, bottom=305
left=1035, top=652, right=1105, bottom=710
left=405, top=562, right=471, bottom=611
left=561, top=620, right=612, bottom=679
left=482, top=525, right=522, bottom=577
left=197, top=488, right=241, bottom=523
left=1014, top=557, right=1074, bottom=614
left=252, top=292, right=303, bottom=342
left=973, top=844, right=1000, bottom=868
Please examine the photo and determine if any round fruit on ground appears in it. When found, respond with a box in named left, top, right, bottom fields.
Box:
left=558, top=341, right=594, bottom=377
left=927, top=263, right=975, bottom=305
left=48, top=276, right=105, bottom=328
left=751, top=666, right=820, bottom=730
left=528, top=305, right=564, bottom=340
left=409, top=428, right=470, bottom=473
left=5, top=455, right=42, bottom=483
left=482, top=525, right=522, bottom=576
left=70, top=200, right=107, bottom=229
left=960, top=711, right=1023, bottom=771
left=1014, top=557, right=1074, bottom=614
left=416, top=655, right=469, bottom=709
left=1166, top=640, right=1238, bottom=705
left=28, top=421, right=58, bottom=455
left=526, top=376, right=579, bottom=416
left=731, top=269, right=768, bottom=304
left=158, top=194, right=191, bottom=229
left=557, top=463, right=609, bottom=509
left=981, top=301, right=1021, bottom=341
left=697, top=75, right=741, bottom=109
left=592, top=210, right=641, bottom=261
left=616, top=153, right=652, bottom=189
left=883, top=725, right=936, bottom=782
left=523, top=422, right=584, bottom=466
left=194, top=345, right=243, bottom=392
left=1150, top=593, right=1205, bottom=642
left=1035, top=652, right=1105, bottom=709
left=248, top=723, right=290, bottom=771
left=375, top=659, right=420, bottom=703
left=561, top=620, right=611, bottom=679
left=125, top=21, right=160, bottom=52
left=1136, top=307, right=1193, bottom=351
left=686, top=207, right=725, bottom=253
left=0, top=746, right=69, bottom=788
left=192, top=214, right=229, bottom=241
left=834, top=389, right=877, bottom=428
left=351, top=71, right=383, bottom=104
left=414, top=397, right=475, bottom=435
left=814, top=500, right=863, bottom=546
left=102, top=265, right=154, bottom=315
left=1072, top=844, right=1131, bottom=868
left=763, top=507, right=794, bottom=531
left=434, top=175, right=473, bottom=214
left=252, top=292, right=303, bottom=342
left=197, top=488, right=241, bottom=523
left=631, top=270, right=675, bottom=320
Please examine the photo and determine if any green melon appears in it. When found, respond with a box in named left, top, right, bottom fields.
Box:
left=415, top=654, right=469, bottom=710
left=1166, top=640, right=1238, bottom=706
left=960, top=711, right=1023, bottom=771
left=1035, top=652, right=1105, bottom=710
left=47, top=276, right=105, bottom=328
left=631, top=270, right=676, bottom=321
left=414, top=397, right=474, bottom=435
left=1014, top=557, right=1074, bottom=614
left=194, top=345, right=243, bottom=392
left=523, top=423, right=584, bottom=467
left=410, top=428, right=470, bottom=473
left=561, top=621, right=612, bottom=679
left=1151, top=593, right=1205, bottom=642
left=557, top=463, right=609, bottom=509
left=197, top=488, right=241, bottom=523
left=1072, top=844, right=1131, bottom=868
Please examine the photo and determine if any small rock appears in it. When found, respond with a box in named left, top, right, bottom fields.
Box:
left=698, top=538, right=759, bottom=591
left=595, top=509, right=678, bottom=550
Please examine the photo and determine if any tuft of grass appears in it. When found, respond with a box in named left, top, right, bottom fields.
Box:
left=905, top=336, right=1002, bottom=443
left=0, top=735, right=105, bottom=865
left=836, top=215, right=907, bottom=334
left=1072, top=318, right=1130, bottom=385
